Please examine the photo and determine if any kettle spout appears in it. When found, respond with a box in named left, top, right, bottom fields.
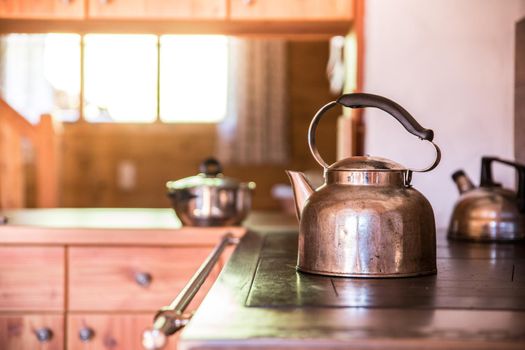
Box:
left=452, top=170, right=475, bottom=194
left=286, top=171, right=315, bottom=221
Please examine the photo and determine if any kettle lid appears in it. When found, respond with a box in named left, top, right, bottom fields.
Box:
left=328, top=156, right=406, bottom=171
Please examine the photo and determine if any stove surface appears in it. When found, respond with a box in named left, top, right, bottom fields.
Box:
left=180, top=230, right=525, bottom=349
left=246, top=233, right=525, bottom=310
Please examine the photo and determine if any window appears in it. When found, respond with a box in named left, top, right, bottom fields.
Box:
left=0, top=33, right=81, bottom=124
left=0, top=33, right=228, bottom=124
left=160, top=35, right=228, bottom=123
left=83, top=34, right=158, bottom=123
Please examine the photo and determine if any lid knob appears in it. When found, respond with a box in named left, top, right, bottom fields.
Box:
left=199, top=158, right=223, bottom=177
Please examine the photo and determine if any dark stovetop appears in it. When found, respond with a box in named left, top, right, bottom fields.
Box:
left=180, top=230, right=525, bottom=350
left=247, top=232, right=525, bottom=310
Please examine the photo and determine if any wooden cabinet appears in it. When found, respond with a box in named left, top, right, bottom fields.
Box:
left=0, top=0, right=354, bottom=36
left=0, top=314, right=64, bottom=350
left=230, top=0, right=353, bottom=21
left=0, top=247, right=64, bottom=312
left=0, top=0, right=84, bottom=19
left=69, top=247, right=220, bottom=311
left=67, top=313, right=178, bottom=349
left=87, top=0, right=227, bottom=19
left=0, top=213, right=243, bottom=350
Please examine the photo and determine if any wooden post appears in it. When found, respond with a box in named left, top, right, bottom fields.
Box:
left=0, top=100, right=60, bottom=209
left=0, top=119, right=25, bottom=209
left=35, top=114, right=60, bottom=208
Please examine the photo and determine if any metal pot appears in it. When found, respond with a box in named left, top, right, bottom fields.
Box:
left=166, top=158, right=255, bottom=227
left=287, top=93, right=441, bottom=278
left=448, top=156, right=525, bottom=242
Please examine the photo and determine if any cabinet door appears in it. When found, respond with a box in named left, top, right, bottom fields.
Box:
left=0, top=314, right=63, bottom=350
left=0, top=247, right=65, bottom=311
left=69, top=247, right=221, bottom=311
left=230, top=0, right=353, bottom=21
left=68, top=313, right=177, bottom=350
left=0, top=0, right=84, bottom=19
left=87, top=0, right=226, bottom=19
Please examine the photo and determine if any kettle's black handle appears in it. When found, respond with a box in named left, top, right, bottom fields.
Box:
left=199, top=158, right=223, bottom=176
left=308, top=93, right=440, bottom=173
left=336, top=93, right=434, bottom=141
left=480, top=156, right=525, bottom=212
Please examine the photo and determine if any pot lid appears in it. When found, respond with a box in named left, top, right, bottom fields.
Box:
left=327, top=156, right=407, bottom=171
left=167, top=173, right=242, bottom=191
left=166, top=158, right=251, bottom=192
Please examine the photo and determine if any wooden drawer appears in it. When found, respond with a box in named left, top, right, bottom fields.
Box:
left=0, top=313, right=64, bottom=350
left=0, top=246, right=65, bottom=311
left=68, top=247, right=220, bottom=311
left=87, top=0, right=226, bottom=19
left=68, top=313, right=177, bottom=350
left=0, top=0, right=85, bottom=19
left=230, top=0, right=354, bottom=21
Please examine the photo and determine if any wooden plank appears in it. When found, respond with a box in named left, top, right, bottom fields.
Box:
left=87, top=0, right=226, bottom=20
left=0, top=0, right=84, bottom=19
left=0, top=19, right=351, bottom=38
left=0, top=99, right=37, bottom=140
left=0, top=226, right=245, bottom=245
left=0, top=122, right=25, bottom=209
left=35, top=114, right=60, bottom=208
left=0, top=247, right=65, bottom=311
left=230, top=0, right=353, bottom=21
left=68, top=246, right=221, bottom=311
left=0, top=314, right=64, bottom=350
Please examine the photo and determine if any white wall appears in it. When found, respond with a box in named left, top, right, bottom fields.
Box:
left=363, top=0, right=525, bottom=229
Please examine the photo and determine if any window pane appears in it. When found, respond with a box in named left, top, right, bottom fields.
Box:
left=84, top=34, right=157, bottom=123
left=160, top=35, right=228, bottom=123
left=0, top=33, right=81, bottom=123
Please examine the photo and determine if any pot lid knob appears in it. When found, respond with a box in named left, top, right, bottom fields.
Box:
left=199, top=158, right=223, bottom=177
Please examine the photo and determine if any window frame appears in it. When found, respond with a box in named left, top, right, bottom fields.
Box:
left=1, top=32, right=229, bottom=125
left=79, top=33, right=229, bottom=125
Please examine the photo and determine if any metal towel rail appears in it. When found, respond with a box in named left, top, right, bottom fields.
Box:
left=142, top=233, right=239, bottom=350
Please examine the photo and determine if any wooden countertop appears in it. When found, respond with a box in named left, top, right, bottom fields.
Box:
left=180, top=230, right=525, bottom=350
left=0, top=209, right=297, bottom=245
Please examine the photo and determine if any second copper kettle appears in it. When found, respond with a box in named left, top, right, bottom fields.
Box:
left=449, top=156, right=525, bottom=242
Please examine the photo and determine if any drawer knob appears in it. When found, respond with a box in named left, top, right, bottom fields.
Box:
left=135, top=272, right=153, bottom=287
left=34, top=327, right=53, bottom=342
left=79, top=327, right=95, bottom=342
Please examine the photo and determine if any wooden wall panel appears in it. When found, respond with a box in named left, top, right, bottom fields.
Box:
left=60, top=42, right=336, bottom=210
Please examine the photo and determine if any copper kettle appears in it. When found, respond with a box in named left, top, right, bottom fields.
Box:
left=448, top=157, right=525, bottom=242
left=287, top=93, right=441, bottom=278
